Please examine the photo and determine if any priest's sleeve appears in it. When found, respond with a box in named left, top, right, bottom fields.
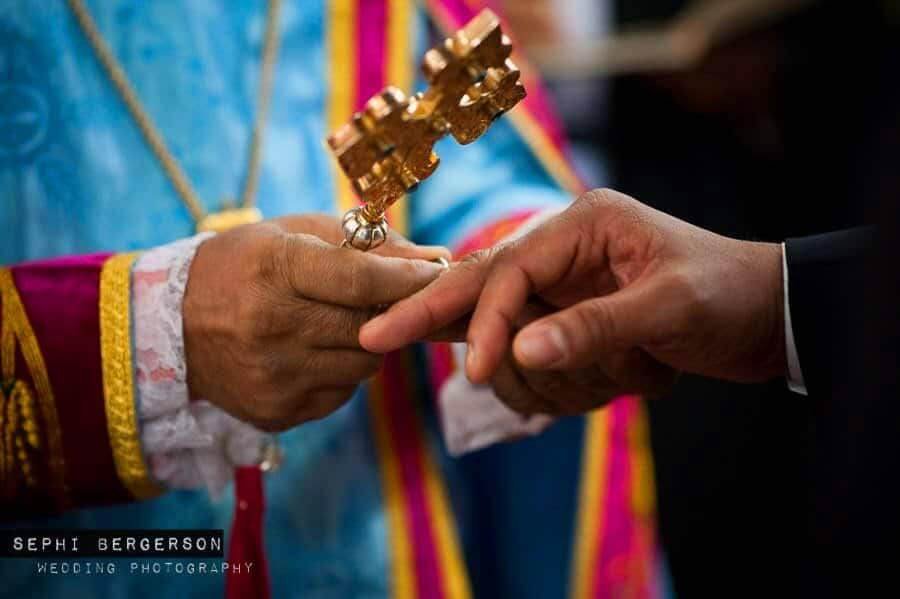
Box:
left=0, top=235, right=265, bottom=518
left=0, top=252, right=157, bottom=515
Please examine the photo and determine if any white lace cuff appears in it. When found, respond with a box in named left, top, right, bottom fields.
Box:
left=132, top=233, right=265, bottom=497
left=440, top=344, right=555, bottom=456
left=439, top=208, right=563, bottom=456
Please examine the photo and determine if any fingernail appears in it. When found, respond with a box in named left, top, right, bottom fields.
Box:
left=426, top=245, right=452, bottom=259
left=432, top=256, right=450, bottom=270
left=466, top=342, right=477, bottom=369
left=516, top=325, right=565, bottom=367
left=415, top=259, right=445, bottom=274
left=363, top=315, right=384, bottom=333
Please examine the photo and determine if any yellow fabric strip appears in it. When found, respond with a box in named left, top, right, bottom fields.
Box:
left=569, top=410, right=612, bottom=599
left=369, top=373, right=417, bottom=599
left=421, top=445, right=473, bottom=599
left=328, top=3, right=417, bottom=597
left=385, top=0, right=413, bottom=236
left=327, top=0, right=358, bottom=215
left=629, top=399, right=656, bottom=521
left=99, top=253, right=162, bottom=501
left=0, top=268, right=69, bottom=507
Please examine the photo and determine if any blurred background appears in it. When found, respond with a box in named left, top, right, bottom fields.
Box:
left=495, top=0, right=899, bottom=596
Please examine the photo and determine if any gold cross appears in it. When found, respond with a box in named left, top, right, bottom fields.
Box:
left=327, top=9, right=526, bottom=250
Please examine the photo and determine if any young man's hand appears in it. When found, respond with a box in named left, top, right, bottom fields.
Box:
left=361, top=189, right=785, bottom=404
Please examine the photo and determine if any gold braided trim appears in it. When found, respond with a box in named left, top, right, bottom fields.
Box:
left=0, top=268, right=69, bottom=507
left=2, top=380, right=41, bottom=496
left=99, top=254, right=162, bottom=500
left=1, top=274, right=13, bottom=379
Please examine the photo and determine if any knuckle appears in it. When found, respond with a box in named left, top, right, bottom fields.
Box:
left=576, top=188, right=616, bottom=212
left=570, top=300, right=615, bottom=351
left=574, top=188, right=640, bottom=228
left=261, top=230, right=316, bottom=293
left=256, top=236, right=282, bottom=282
left=460, top=246, right=499, bottom=269
left=246, top=228, right=285, bottom=283
left=336, top=313, right=361, bottom=347
left=233, top=294, right=271, bottom=340
left=455, top=246, right=506, bottom=285
left=346, top=258, right=373, bottom=304
left=491, top=248, right=523, bottom=274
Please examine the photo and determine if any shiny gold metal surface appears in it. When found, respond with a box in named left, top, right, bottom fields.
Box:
left=328, top=9, right=526, bottom=249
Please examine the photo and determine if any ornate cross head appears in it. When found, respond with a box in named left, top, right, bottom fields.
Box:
left=327, top=9, right=526, bottom=250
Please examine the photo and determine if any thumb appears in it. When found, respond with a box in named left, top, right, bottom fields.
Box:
left=374, top=230, right=451, bottom=262
left=513, top=284, right=656, bottom=370
left=375, top=241, right=452, bottom=263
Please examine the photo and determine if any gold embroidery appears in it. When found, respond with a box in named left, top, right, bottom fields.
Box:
left=1, top=380, right=40, bottom=493
left=1, top=380, right=18, bottom=497
left=99, top=254, right=162, bottom=500
left=0, top=268, right=68, bottom=508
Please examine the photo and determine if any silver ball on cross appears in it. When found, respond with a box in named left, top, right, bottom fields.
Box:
left=342, top=206, right=389, bottom=251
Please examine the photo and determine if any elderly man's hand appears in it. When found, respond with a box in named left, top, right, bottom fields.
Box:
left=183, top=214, right=448, bottom=431
left=360, top=189, right=786, bottom=404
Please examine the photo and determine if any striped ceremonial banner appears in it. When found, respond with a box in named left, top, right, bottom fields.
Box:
left=421, top=2, right=660, bottom=598
left=327, top=1, right=471, bottom=598
left=571, top=398, right=659, bottom=599
left=326, top=0, right=357, bottom=215
left=328, top=0, right=410, bottom=233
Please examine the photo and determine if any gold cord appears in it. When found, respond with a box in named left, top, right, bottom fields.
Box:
left=65, top=0, right=282, bottom=225
left=241, top=0, right=282, bottom=211
left=99, top=254, right=162, bottom=500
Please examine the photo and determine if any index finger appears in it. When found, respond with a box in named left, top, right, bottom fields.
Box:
left=358, top=251, right=494, bottom=353
left=462, top=213, right=589, bottom=382
left=359, top=206, right=585, bottom=357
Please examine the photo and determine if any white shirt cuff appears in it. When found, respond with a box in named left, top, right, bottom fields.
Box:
left=782, top=242, right=808, bottom=395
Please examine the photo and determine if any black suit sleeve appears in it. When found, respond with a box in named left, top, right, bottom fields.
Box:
left=784, top=227, right=874, bottom=397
